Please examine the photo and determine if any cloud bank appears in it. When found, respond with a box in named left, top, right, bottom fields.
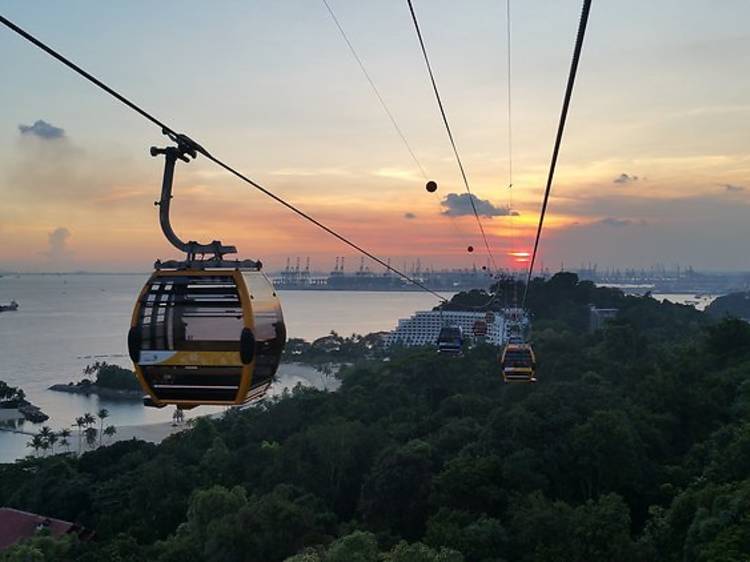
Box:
left=45, top=227, right=71, bottom=258
left=723, top=183, right=745, bottom=193
left=18, top=120, right=65, bottom=140
left=597, top=217, right=647, bottom=227
left=441, top=193, right=516, bottom=218
left=613, top=173, right=639, bottom=185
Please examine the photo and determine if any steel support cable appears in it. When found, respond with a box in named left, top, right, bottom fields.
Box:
left=505, top=0, right=516, bottom=310
left=506, top=0, right=514, bottom=195
left=320, top=0, right=473, bottom=256
left=0, top=13, right=447, bottom=302
left=521, top=0, right=592, bottom=308
left=405, top=0, right=499, bottom=273
left=322, top=0, right=428, bottom=180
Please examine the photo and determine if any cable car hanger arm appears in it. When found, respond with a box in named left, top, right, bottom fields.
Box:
left=150, top=131, right=237, bottom=260
left=522, top=0, right=592, bottom=307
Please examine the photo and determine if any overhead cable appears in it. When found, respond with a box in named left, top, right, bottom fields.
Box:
left=322, top=0, right=428, bottom=180
left=405, top=0, right=499, bottom=272
left=321, top=0, right=475, bottom=259
left=0, top=13, right=447, bottom=302
left=522, top=0, right=592, bottom=307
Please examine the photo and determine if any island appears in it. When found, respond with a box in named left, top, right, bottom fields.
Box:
left=49, top=361, right=143, bottom=400
left=0, top=381, right=48, bottom=424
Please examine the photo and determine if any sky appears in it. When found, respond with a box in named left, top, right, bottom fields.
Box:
left=0, top=0, right=748, bottom=273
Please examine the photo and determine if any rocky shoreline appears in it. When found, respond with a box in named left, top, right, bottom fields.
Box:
left=49, top=383, right=143, bottom=401
left=0, top=401, right=49, bottom=425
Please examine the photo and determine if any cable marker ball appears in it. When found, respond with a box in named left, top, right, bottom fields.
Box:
left=425, top=180, right=438, bottom=193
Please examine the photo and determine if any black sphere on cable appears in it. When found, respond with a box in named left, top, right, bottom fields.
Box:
left=425, top=180, right=438, bottom=193
left=467, top=245, right=474, bottom=253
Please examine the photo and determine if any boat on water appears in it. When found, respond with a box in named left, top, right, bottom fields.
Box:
left=0, top=300, right=18, bottom=312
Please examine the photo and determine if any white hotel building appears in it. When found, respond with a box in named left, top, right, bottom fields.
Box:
left=386, top=309, right=526, bottom=347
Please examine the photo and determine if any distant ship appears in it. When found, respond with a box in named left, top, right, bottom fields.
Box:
left=0, top=300, right=18, bottom=312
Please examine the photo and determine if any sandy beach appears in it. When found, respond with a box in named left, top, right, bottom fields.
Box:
left=105, top=362, right=340, bottom=446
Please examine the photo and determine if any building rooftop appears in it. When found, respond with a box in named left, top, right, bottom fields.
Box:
left=0, top=507, right=85, bottom=550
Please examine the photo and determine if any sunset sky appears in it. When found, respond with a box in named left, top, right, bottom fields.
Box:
left=0, top=0, right=748, bottom=273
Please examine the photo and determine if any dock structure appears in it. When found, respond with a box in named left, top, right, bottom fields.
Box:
left=273, top=257, right=493, bottom=292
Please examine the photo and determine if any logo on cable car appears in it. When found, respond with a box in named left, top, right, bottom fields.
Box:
left=138, top=351, right=177, bottom=365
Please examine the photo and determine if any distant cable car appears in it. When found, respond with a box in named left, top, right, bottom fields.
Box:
left=437, top=325, right=463, bottom=354
left=129, top=134, right=286, bottom=407
left=500, top=343, right=536, bottom=383
left=472, top=319, right=488, bottom=338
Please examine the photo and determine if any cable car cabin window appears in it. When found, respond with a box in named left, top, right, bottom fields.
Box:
left=139, top=275, right=244, bottom=352
left=504, top=349, right=533, bottom=367
left=438, top=327, right=462, bottom=342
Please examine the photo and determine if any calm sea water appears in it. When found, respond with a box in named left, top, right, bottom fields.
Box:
left=0, top=274, right=449, bottom=462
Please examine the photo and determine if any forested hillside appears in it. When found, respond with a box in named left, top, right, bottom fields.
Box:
left=1, top=274, right=749, bottom=561
left=707, top=291, right=750, bottom=320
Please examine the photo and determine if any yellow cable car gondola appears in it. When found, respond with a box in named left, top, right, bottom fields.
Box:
left=500, top=342, right=536, bottom=383
left=128, top=134, right=285, bottom=408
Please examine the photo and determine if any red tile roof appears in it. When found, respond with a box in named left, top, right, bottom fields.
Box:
left=0, top=508, right=77, bottom=550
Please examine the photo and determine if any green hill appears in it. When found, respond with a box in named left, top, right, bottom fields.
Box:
left=706, top=291, right=750, bottom=320
left=1, top=274, right=749, bottom=561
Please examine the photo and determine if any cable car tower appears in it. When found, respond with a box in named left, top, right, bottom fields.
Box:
left=128, top=131, right=286, bottom=409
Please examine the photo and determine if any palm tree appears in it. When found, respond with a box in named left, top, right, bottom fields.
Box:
left=83, top=412, right=95, bottom=428
left=26, top=434, right=44, bottom=457
left=59, top=429, right=72, bottom=453
left=39, top=426, right=53, bottom=456
left=75, top=417, right=85, bottom=454
left=103, top=425, right=117, bottom=443
left=97, top=409, right=109, bottom=445
left=83, top=427, right=98, bottom=450
left=47, top=432, right=58, bottom=455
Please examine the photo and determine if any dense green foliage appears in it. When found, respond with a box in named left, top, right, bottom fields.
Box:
left=1, top=274, right=749, bottom=561
left=706, top=291, right=750, bottom=320
left=284, top=332, right=388, bottom=366
left=0, top=380, right=25, bottom=404
left=81, top=361, right=141, bottom=391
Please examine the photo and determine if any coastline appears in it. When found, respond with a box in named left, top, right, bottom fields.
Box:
left=0, top=363, right=340, bottom=463
left=48, top=383, right=143, bottom=401
left=0, top=402, right=49, bottom=425
left=45, top=362, right=340, bottom=452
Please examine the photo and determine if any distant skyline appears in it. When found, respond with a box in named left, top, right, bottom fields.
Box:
left=1, top=1, right=748, bottom=272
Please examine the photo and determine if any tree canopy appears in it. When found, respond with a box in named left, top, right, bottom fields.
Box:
left=0, top=274, right=748, bottom=561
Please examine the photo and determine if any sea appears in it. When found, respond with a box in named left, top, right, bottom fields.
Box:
left=0, top=273, right=449, bottom=463
left=0, top=274, right=716, bottom=463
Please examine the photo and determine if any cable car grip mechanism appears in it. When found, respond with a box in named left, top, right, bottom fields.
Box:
left=150, top=129, right=237, bottom=261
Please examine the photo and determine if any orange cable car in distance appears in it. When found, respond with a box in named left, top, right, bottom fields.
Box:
left=500, top=342, right=537, bottom=383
